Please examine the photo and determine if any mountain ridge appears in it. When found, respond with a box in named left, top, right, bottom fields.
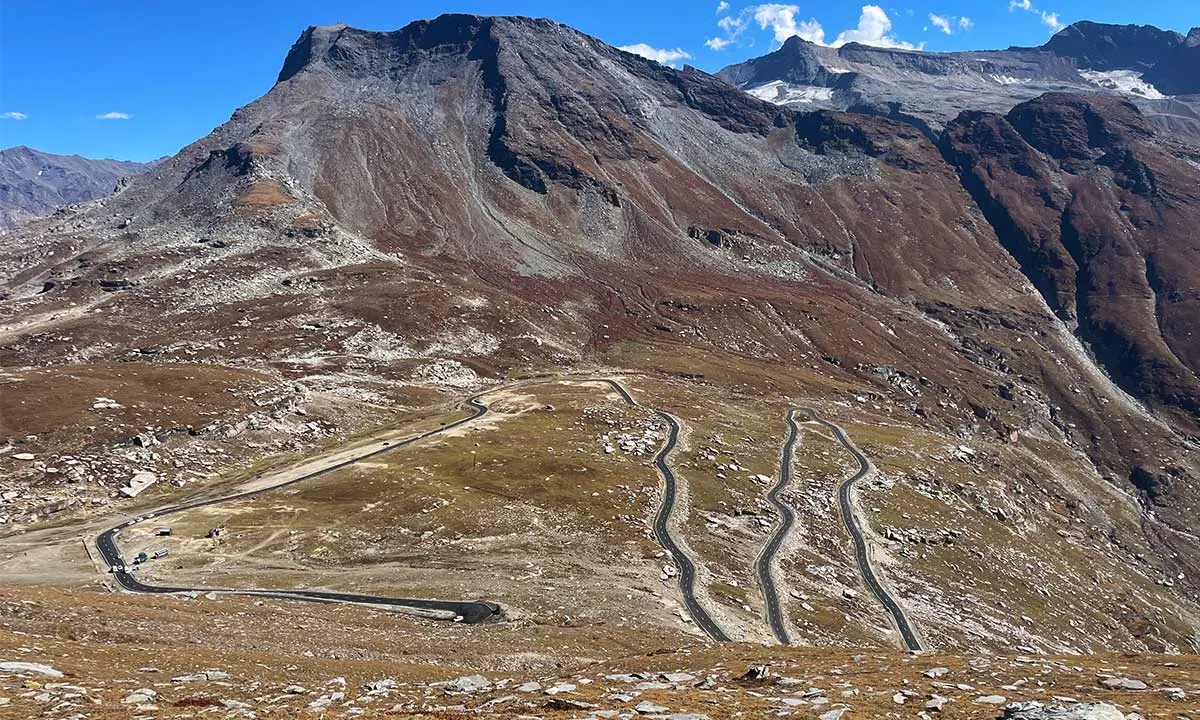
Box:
left=717, top=19, right=1200, bottom=144
left=0, top=146, right=153, bottom=231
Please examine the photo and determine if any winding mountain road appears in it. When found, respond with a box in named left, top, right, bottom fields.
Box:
left=577, top=379, right=729, bottom=642
left=95, top=393, right=504, bottom=622
left=755, top=408, right=801, bottom=645
left=797, top=407, right=925, bottom=652
left=95, top=376, right=726, bottom=639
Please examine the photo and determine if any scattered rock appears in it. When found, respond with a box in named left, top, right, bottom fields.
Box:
left=221, top=699, right=252, bottom=709
left=637, top=699, right=671, bottom=713
left=0, top=661, right=63, bottom=677
left=412, top=359, right=485, bottom=389
left=119, top=471, right=157, bottom=498
left=1099, top=677, right=1147, bottom=691
left=444, top=674, right=491, bottom=694
left=1004, top=702, right=1129, bottom=720
left=545, top=682, right=577, bottom=695
left=1161, top=687, right=1186, bottom=701
left=544, top=697, right=596, bottom=710
left=121, top=689, right=158, bottom=705
left=172, top=670, right=230, bottom=682
left=365, top=678, right=396, bottom=694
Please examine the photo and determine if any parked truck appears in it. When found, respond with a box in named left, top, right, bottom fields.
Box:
left=152, top=549, right=169, bottom=559
left=155, top=527, right=172, bottom=536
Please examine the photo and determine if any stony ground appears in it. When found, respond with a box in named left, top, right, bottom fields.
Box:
left=0, top=586, right=1197, bottom=719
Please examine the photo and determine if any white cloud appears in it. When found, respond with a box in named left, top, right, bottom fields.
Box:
left=795, top=18, right=827, bottom=44
left=751, top=4, right=827, bottom=45
left=832, top=6, right=922, bottom=49
left=927, top=13, right=973, bottom=34
left=717, top=1, right=730, bottom=12
left=712, top=3, right=919, bottom=52
left=718, top=15, right=747, bottom=33
left=618, top=43, right=693, bottom=67
left=705, top=10, right=752, bottom=50
left=0, top=111, right=27, bottom=120
left=96, top=112, right=132, bottom=120
left=1009, top=0, right=1065, bottom=33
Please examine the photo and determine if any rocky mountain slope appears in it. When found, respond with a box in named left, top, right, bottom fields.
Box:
left=0, top=14, right=1198, bottom=656
left=717, top=21, right=1200, bottom=145
left=0, top=146, right=151, bottom=231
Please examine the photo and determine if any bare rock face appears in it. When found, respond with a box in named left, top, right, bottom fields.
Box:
left=941, top=94, right=1200, bottom=585
left=941, top=93, right=1200, bottom=428
left=1043, top=22, right=1184, bottom=73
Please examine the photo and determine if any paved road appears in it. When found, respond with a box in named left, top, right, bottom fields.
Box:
left=756, top=408, right=801, bottom=645
left=579, top=379, right=729, bottom=642
left=95, top=376, right=727, bottom=637
left=798, top=407, right=925, bottom=652
left=95, top=394, right=503, bottom=623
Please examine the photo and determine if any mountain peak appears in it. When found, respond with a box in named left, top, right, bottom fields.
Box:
left=276, top=15, right=575, bottom=84
left=1052, top=19, right=1185, bottom=41
left=2, top=145, right=37, bottom=158
left=1043, top=20, right=1185, bottom=71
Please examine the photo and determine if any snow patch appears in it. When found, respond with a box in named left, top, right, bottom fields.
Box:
left=1081, top=70, right=1167, bottom=100
left=989, top=74, right=1028, bottom=86
left=745, top=80, right=834, bottom=105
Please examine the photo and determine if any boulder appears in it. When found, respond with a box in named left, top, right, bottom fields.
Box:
left=0, top=661, right=62, bottom=677
left=172, top=670, right=229, bottom=682
left=1003, top=701, right=1128, bottom=720
left=444, top=674, right=491, bottom=694
left=1100, top=677, right=1147, bottom=690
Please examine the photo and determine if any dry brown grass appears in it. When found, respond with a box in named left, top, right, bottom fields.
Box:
left=0, top=363, right=269, bottom=453
left=234, top=180, right=294, bottom=207
left=0, top=584, right=1195, bottom=719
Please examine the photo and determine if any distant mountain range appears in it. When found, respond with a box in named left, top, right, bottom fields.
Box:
left=717, top=20, right=1200, bottom=145
left=0, top=147, right=152, bottom=231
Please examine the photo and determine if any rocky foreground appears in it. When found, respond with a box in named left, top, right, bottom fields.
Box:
left=0, top=586, right=1196, bottom=719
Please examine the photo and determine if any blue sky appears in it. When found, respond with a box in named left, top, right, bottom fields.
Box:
left=0, top=1, right=1195, bottom=161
